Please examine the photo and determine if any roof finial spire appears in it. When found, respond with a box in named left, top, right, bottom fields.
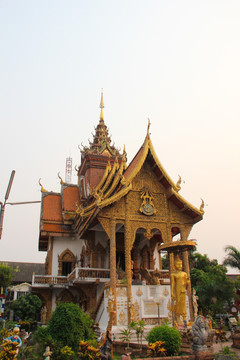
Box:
left=147, top=118, right=151, bottom=137
left=100, top=89, right=104, bottom=121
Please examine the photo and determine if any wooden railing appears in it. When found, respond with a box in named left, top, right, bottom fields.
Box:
left=32, top=268, right=169, bottom=286
left=32, top=267, right=111, bottom=286
left=149, top=270, right=170, bottom=279
left=32, top=274, right=68, bottom=285
left=69, top=267, right=111, bottom=281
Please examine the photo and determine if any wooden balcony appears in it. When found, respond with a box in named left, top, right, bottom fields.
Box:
left=32, top=267, right=111, bottom=288
left=68, top=267, right=110, bottom=283
left=32, top=267, right=169, bottom=288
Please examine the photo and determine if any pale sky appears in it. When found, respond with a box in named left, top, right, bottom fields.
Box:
left=0, top=1, right=240, bottom=270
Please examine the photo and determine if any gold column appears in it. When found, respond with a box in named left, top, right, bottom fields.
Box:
left=125, top=198, right=133, bottom=324
left=110, top=218, right=117, bottom=325
left=182, top=249, right=194, bottom=321
left=169, top=252, right=175, bottom=273
left=124, top=220, right=132, bottom=295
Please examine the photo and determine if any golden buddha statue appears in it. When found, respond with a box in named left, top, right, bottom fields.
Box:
left=171, top=255, right=190, bottom=325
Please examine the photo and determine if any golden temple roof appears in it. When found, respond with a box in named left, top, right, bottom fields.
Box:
left=39, top=98, right=204, bottom=245
left=73, top=126, right=203, bottom=237
left=80, top=91, right=120, bottom=157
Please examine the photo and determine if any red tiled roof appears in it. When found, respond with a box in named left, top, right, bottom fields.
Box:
left=63, top=186, right=80, bottom=212
left=42, top=223, right=65, bottom=233
left=42, top=194, right=63, bottom=221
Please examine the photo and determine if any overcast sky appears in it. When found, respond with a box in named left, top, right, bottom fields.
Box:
left=0, top=1, right=239, bottom=270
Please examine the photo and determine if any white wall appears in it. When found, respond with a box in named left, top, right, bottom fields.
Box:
left=52, top=235, right=84, bottom=276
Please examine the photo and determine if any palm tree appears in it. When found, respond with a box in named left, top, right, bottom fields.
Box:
left=223, top=246, right=240, bottom=271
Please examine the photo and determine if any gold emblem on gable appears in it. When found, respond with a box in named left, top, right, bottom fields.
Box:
left=139, top=190, right=156, bottom=216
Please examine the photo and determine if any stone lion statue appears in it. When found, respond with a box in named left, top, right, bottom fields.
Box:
left=192, top=315, right=209, bottom=351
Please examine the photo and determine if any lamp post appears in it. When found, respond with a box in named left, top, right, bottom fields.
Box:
left=0, top=170, right=15, bottom=239
left=0, top=170, right=41, bottom=239
left=154, top=294, right=164, bottom=326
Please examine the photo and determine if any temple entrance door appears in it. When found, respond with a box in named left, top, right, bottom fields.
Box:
left=116, top=251, right=125, bottom=271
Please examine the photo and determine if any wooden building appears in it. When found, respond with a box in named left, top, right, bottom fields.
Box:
left=32, top=93, right=204, bottom=330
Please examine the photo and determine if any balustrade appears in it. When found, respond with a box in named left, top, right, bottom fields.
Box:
left=32, top=267, right=111, bottom=286
left=32, top=268, right=169, bottom=286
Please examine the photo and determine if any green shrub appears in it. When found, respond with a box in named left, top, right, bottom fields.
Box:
left=9, top=294, right=42, bottom=321
left=147, top=325, right=181, bottom=355
left=48, top=303, right=95, bottom=351
left=48, top=342, right=77, bottom=360
left=34, top=325, right=52, bottom=345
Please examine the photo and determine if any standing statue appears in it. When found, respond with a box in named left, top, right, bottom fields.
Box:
left=171, top=255, right=190, bottom=326
left=43, top=346, right=52, bottom=360
left=192, top=288, right=199, bottom=319
left=5, top=326, right=22, bottom=359
left=107, top=288, right=114, bottom=317
left=41, top=305, right=47, bottom=324
left=128, top=297, right=135, bottom=322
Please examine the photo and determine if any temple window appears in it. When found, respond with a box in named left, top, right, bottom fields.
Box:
left=62, top=261, right=72, bottom=276
left=97, top=250, right=101, bottom=268
left=171, top=227, right=181, bottom=240
left=58, top=249, right=76, bottom=276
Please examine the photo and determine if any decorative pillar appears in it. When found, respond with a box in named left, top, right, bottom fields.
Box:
left=180, top=225, right=194, bottom=321
left=125, top=197, right=133, bottom=324
left=132, top=247, right=139, bottom=278
left=124, top=220, right=132, bottom=296
left=182, top=249, right=194, bottom=321
left=169, top=252, right=175, bottom=273
left=109, top=217, right=117, bottom=325
left=149, top=248, right=154, bottom=269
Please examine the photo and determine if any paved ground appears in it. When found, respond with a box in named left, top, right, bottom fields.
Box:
left=212, top=340, right=240, bottom=356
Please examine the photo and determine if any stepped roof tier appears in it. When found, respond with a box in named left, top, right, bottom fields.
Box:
left=39, top=101, right=204, bottom=251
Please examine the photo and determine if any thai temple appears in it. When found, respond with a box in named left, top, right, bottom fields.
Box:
left=32, top=92, right=204, bottom=332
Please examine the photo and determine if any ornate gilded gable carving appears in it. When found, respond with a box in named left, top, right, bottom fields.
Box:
left=140, top=190, right=156, bottom=216
left=169, top=201, right=189, bottom=223
left=132, top=162, right=166, bottom=193
left=100, top=196, right=125, bottom=220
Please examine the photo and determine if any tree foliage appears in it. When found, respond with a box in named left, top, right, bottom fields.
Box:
left=48, top=303, right=95, bottom=351
left=190, top=252, right=234, bottom=315
left=9, top=293, right=42, bottom=321
left=161, top=253, right=169, bottom=270
left=223, top=246, right=240, bottom=271
left=0, top=264, right=12, bottom=289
